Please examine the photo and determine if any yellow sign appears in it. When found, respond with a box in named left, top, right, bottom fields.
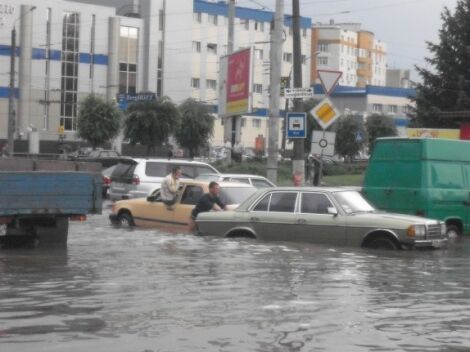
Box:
left=406, top=128, right=460, bottom=140
left=310, top=97, right=340, bottom=130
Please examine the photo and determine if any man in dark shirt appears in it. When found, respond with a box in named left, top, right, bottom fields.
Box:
left=189, top=181, right=226, bottom=232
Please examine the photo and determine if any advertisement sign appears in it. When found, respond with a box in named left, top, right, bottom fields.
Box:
left=218, top=48, right=253, bottom=117
left=406, top=128, right=460, bottom=140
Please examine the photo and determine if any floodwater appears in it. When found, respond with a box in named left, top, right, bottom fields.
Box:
left=1, top=204, right=470, bottom=352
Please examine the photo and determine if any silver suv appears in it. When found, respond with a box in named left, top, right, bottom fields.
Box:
left=109, top=158, right=219, bottom=201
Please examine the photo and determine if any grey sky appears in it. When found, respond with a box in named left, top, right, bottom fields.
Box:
left=239, top=0, right=459, bottom=80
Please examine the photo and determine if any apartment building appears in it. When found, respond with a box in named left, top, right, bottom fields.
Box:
left=311, top=21, right=387, bottom=87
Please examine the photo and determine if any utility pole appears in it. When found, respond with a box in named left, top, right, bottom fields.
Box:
left=292, top=0, right=305, bottom=182
left=7, top=27, right=16, bottom=156
left=267, top=0, right=284, bottom=183
left=224, top=0, right=236, bottom=163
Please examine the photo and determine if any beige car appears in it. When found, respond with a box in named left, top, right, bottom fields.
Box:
left=196, top=187, right=448, bottom=250
left=109, top=180, right=256, bottom=229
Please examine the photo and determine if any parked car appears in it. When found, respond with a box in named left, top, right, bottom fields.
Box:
left=109, top=158, right=220, bottom=201
left=363, top=138, right=470, bottom=238
left=109, top=180, right=256, bottom=228
left=102, top=165, right=116, bottom=198
left=196, top=173, right=275, bottom=188
left=78, top=149, right=128, bottom=168
left=196, top=187, right=448, bottom=250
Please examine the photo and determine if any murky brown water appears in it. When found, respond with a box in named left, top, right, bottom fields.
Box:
left=1, top=203, right=470, bottom=351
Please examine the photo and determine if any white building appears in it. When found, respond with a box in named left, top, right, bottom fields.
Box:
left=311, top=21, right=387, bottom=88
left=0, top=0, right=311, bottom=154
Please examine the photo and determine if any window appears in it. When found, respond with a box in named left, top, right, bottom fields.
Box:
left=253, top=84, right=263, bottom=94
left=388, top=105, right=398, bottom=114
left=193, top=12, right=201, bottom=23
left=191, top=78, right=200, bottom=88
left=372, top=104, right=383, bottom=112
left=241, top=118, right=246, bottom=127
left=318, top=43, right=328, bottom=52
left=283, top=53, right=292, bottom=62
left=301, top=55, right=307, bottom=64
left=207, top=43, right=217, bottom=54
left=157, top=40, right=163, bottom=97
left=318, top=57, right=328, bottom=66
left=255, top=49, right=263, bottom=60
left=253, top=193, right=270, bottom=211
left=192, top=41, right=201, bottom=53
left=206, top=79, right=217, bottom=90
left=301, top=193, right=333, bottom=214
left=231, top=178, right=250, bottom=184
left=60, top=12, right=80, bottom=131
left=119, top=26, right=139, bottom=95
left=255, top=21, right=264, bottom=32
left=145, top=162, right=167, bottom=177
left=252, top=119, right=261, bottom=128
left=181, top=186, right=204, bottom=205
left=208, top=14, right=217, bottom=25
left=243, top=19, right=249, bottom=30
left=269, top=192, right=297, bottom=213
left=251, top=179, right=272, bottom=188
left=302, top=28, right=307, bottom=37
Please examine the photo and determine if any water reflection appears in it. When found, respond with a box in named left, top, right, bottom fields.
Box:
left=0, top=212, right=469, bottom=351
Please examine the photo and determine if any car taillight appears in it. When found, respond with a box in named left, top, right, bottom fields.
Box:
left=132, top=174, right=140, bottom=185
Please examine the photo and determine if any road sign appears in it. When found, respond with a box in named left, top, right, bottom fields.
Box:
left=284, top=87, right=314, bottom=99
left=317, top=69, right=342, bottom=95
left=287, top=112, right=306, bottom=139
left=310, top=97, right=340, bottom=130
left=311, top=130, right=336, bottom=157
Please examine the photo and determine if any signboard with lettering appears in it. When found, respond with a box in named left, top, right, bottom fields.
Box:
left=117, top=93, right=156, bottom=111
left=284, top=87, right=314, bottom=99
left=287, top=112, right=306, bottom=139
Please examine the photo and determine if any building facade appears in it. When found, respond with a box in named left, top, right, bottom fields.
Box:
left=311, top=21, right=387, bottom=88
left=0, top=0, right=311, bottom=153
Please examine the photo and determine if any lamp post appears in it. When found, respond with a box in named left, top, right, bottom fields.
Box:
left=7, top=5, right=36, bottom=157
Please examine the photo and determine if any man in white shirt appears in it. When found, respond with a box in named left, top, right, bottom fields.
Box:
left=160, top=166, right=182, bottom=209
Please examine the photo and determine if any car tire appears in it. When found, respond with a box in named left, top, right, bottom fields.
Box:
left=446, top=224, right=462, bottom=240
left=117, top=212, right=135, bottom=228
left=367, top=236, right=400, bottom=250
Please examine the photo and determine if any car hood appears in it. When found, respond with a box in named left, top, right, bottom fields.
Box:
left=349, top=211, right=441, bottom=228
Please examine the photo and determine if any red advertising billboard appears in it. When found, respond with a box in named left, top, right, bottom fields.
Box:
left=226, top=48, right=252, bottom=115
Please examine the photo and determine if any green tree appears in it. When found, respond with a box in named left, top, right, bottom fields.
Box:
left=334, top=115, right=365, bottom=162
left=175, top=99, right=214, bottom=159
left=124, top=97, right=179, bottom=156
left=77, top=94, right=121, bottom=150
left=365, top=114, right=397, bottom=153
left=413, top=0, right=470, bottom=128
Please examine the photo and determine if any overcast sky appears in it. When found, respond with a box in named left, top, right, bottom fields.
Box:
left=239, top=0, right=459, bottom=81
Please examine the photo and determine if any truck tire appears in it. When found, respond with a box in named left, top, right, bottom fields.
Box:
left=366, top=236, right=400, bottom=250
left=36, top=217, right=69, bottom=248
left=446, top=225, right=462, bottom=240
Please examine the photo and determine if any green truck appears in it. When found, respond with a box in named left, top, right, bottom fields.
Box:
left=363, top=138, right=470, bottom=237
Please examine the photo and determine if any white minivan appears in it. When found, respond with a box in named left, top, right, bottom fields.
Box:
left=109, top=158, right=219, bottom=201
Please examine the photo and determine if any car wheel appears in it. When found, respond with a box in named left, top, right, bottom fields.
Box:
left=118, top=212, right=135, bottom=227
left=446, top=224, right=462, bottom=240
left=367, top=236, right=399, bottom=250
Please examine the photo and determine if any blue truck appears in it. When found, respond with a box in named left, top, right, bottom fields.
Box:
left=0, top=158, right=102, bottom=248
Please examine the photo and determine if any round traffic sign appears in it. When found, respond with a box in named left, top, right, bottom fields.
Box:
left=319, top=139, right=328, bottom=148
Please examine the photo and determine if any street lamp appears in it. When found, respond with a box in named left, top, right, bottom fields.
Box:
left=7, top=5, right=36, bottom=157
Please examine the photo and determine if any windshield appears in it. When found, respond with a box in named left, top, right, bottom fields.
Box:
left=333, top=191, right=375, bottom=214
left=219, top=187, right=257, bottom=205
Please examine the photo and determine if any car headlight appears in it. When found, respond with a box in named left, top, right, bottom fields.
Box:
left=440, top=222, right=447, bottom=236
left=407, top=224, right=426, bottom=238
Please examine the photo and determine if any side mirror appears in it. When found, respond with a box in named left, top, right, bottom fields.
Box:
left=327, top=207, right=338, bottom=216
left=147, top=195, right=156, bottom=202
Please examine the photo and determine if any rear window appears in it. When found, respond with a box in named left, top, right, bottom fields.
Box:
left=219, top=187, right=257, bottom=205
left=111, top=162, right=136, bottom=183
left=196, top=165, right=217, bottom=176
left=145, top=162, right=168, bottom=177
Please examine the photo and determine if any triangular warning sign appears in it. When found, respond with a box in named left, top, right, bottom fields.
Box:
left=317, top=70, right=342, bottom=95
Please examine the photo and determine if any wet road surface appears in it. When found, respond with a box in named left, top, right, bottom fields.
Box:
left=1, top=203, right=470, bottom=351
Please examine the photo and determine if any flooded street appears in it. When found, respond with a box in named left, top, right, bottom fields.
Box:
left=1, top=204, right=470, bottom=351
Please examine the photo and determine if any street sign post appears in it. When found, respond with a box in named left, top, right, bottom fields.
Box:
left=310, top=97, right=340, bottom=130
left=284, top=87, right=314, bottom=99
left=286, top=112, right=306, bottom=139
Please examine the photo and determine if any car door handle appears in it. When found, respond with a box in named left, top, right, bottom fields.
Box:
left=250, top=217, right=260, bottom=221
left=297, top=219, right=306, bottom=224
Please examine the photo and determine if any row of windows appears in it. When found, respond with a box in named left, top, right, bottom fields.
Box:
left=193, top=12, right=308, bottom=37
left=191, top=78, right=264, bottom=94
left=372, top=104, right=407, bottom=114
left=253, top=191, right=333, bottom=214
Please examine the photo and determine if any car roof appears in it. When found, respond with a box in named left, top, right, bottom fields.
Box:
left=262, top=186, right=358, bottom=192
left=199, top=173, right=268, bottom=179
left=178, top=179, right=255, bottom=188
left=126, top=158, right=217, bottom=166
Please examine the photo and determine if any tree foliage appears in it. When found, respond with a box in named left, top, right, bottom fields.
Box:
left=365, top=114, right=397, bottom=153
left=175, top=99, right=214, bottom=158
left=77, top=94, right=121, bottom=149
left=123, top=97, right=179, bottom=156
left=334, top=115, right=365, bottom=162
left=413, top=0, right=470, bottom=128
